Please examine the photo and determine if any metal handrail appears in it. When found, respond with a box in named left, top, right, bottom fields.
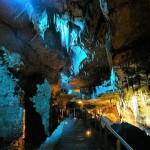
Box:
left=101, top=117, right=134, bottom=150
left=69, top=107, right=134, bottom=150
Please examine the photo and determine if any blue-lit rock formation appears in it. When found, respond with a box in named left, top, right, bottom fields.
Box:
left=0, top=47, right=23, bottom=141
left=54, top=13, right=87, bottom=76
left=30, top=79, right=51, bottom=136
left=61, top=73, right=72, bottom=94
left=25, top=2, right=49, bottom=40
left=54, top=14, right=70, bottom=52
left=38, top=119, right=65, bottom=150
left=99, top=0, right=109, bottom=19
left=92, top=68, right=120, bottom=98
left=71, top=46, right=87, bottom=75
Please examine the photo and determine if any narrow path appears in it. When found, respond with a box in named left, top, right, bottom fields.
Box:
left=53, top=118, right=100, bottom=150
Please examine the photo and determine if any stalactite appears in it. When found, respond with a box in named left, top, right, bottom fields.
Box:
left=105, top=27, right=113, bottom=71
left=126, top=75, right=129, bottom=91
left=54, top=13, right=87, bottom=75
left=146, top=72, right=149, bottom=90
left=132, top=95, right=139, bottom=123
left=137, top=74, right=141, bottom=86
left=26, top=2, right=49, bottom=40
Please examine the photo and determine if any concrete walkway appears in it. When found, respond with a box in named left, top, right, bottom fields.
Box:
left=53, top=118, right=100, bottom=150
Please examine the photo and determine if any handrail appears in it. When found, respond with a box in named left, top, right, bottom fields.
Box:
left=101, top=117, right=134, bottom=150
left=69, top=107, right=134, bottom=150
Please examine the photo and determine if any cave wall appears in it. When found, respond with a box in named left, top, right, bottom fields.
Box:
left=0, top=0, right=150, bottom=146
left=0, top=47, right=23, bottom=141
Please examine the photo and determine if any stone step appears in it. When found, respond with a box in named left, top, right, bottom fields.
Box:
left=53, top=118, right=100, bottom=150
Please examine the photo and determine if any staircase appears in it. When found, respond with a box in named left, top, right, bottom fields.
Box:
left=53, top=118, right=100, bottom=150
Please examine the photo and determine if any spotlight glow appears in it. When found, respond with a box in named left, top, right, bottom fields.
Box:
left=86, top=130, right=91, bottom=137
left=78, top=100, right=82, bottom=104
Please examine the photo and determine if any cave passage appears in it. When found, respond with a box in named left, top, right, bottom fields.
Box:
left=0, top=0, right=150, bottom=150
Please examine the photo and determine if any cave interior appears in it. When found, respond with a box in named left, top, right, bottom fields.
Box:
left=0, top=0, right=150, bottom=150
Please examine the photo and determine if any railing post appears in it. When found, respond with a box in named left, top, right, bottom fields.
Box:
left=104, top=127, right=107, bottom=150
left=117, top=140, right=121, bottom=150
left=68, top=109, right=70, bottom=117
left=74, top=108, right=75, bottom=118
left=66, top=109, right=69, bottom=117
left=85, top=109, right=87, bottom=126
left=99, top=120, right=102, bottom=148
left=94, top=110, right=96, bottom=129
left=62, top=109, right=64, bottom=117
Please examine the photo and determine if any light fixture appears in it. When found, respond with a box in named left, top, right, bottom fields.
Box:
left=78, top=100, right=82, bottom=104
left=85, top=130, right=91, bottom=137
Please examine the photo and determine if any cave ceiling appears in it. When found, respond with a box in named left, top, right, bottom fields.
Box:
left=0, top=0, right=150, bottom=97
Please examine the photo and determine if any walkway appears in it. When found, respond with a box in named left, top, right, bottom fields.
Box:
left=53, top=118, right=100, bottom=150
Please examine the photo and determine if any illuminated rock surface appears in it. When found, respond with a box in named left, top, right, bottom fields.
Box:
left=0, top=0, right=150, bottom=149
